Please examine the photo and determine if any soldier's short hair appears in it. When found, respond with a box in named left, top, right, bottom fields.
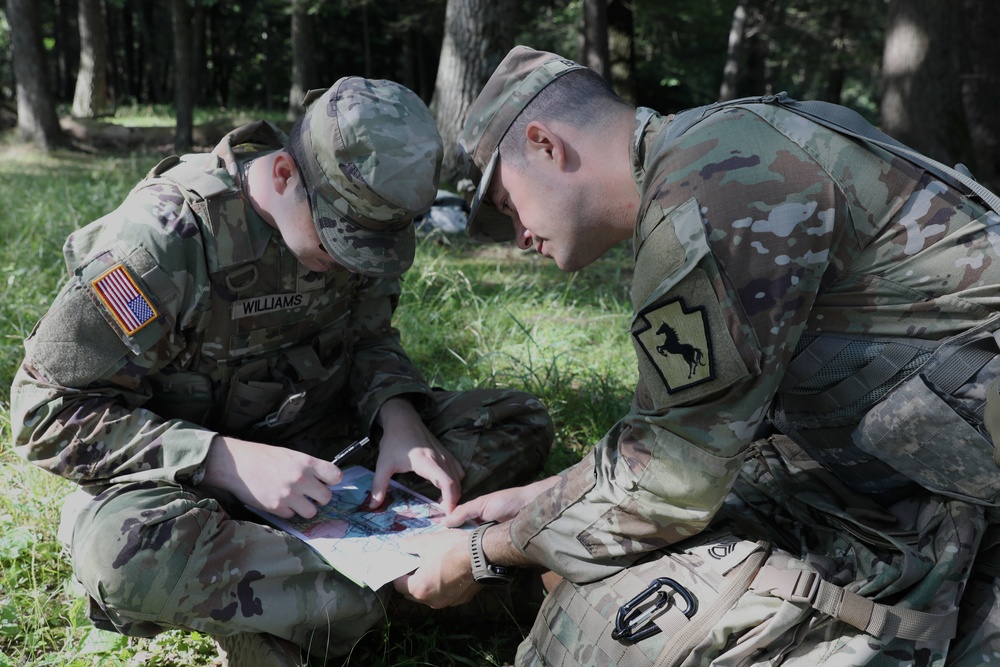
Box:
left=457, top=46, right=626, bottom=243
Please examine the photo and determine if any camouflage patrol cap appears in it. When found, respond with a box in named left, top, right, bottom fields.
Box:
left=458, top=46, right=586, bottom=243
left=289, top=77, right=443, bottom=277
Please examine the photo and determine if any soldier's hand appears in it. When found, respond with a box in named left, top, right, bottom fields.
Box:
left=393, top=529, right=480, bottom=608
left=201, top=436, right=342, bottom=519
left=443, top=476, right=560, bottom=527
left=372, top=397, right=465, bottom=512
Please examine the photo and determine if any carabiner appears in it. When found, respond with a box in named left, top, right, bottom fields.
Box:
left=611, top=577, right=697, bottom=643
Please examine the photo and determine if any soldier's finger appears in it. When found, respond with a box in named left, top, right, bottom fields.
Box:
left=313, top=459, right=343, bottom=487
left=290, top=495, right=320, bottom=520
left=436, top=476, right=461, bottom=514
left=369, top=463, right=396, bottom=509
left=442, top=499, right=482, bottom=527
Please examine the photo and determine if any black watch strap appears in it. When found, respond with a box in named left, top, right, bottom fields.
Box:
left=469, top=521, right=516, bottom=586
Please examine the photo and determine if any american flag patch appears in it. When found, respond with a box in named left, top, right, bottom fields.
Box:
left=91, top=264, right=158, bottom=335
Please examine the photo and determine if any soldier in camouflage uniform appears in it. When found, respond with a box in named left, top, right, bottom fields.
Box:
left=9, top=76, right=553, bottom=665
left=394, top=47, right=1000, bottom=665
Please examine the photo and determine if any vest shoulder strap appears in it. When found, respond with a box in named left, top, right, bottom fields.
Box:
left=665, top=92, right=1000, bottom=213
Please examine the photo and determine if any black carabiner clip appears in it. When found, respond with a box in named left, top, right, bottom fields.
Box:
left=611, top=577, right=697, bottom=643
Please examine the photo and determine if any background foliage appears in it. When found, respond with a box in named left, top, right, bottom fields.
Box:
left=2, top=0, right=886, bottom=118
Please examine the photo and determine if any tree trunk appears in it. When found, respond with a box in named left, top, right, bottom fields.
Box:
left=5, top=0, right=63, bottom=149
left=719, top=3, right=747, bottom=101
left=171, top=0, right=193, bottom=152
left=581, top=0, right=609, bottom=79
left=880, top=0, right=969, bottom=165
left=822, top=7, right=846, bottom=104
left=607, top=0, right=635, bottom=105
left=73, top=0, right=109, bottom=118
left=288, top=0, right=316, bottom=120
left=53, top=0, right=75, bottom=100
left=191, top=1, right=206, bottom=105
left=432, top=0, right=517, bottom=185
left=958, top=0, right=1000, bottom=192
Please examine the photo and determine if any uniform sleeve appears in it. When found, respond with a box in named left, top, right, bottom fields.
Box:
left=10, top=184, right=217, bottom=487
left=347, top=274, right=434, bottom=429
left=509, top=110, right=849, bottom=582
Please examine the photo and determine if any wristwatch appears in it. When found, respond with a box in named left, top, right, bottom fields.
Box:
left=469, top=521, right=517, bottom=586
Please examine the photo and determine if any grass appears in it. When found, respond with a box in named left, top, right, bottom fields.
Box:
left=0, top=129, right=636, bottom=666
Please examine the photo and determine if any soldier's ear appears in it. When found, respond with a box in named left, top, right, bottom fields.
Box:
left=271, top=151, right=299, bottom=195
left=525, top=121, right=567, bottom=171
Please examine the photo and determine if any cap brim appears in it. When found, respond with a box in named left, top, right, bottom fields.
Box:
left=465, top=147, right=515, bottom=243
left=313, top=192, right=416, bottom=278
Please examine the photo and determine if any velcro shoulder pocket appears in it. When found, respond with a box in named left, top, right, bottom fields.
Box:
left=630, top=198, right=756, bottom=409
left=26, top=244, right=175, bottom=387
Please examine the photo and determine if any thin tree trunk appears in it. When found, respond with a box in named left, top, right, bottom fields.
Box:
left=171, top=0, right=193, bottom=152
left=823, top=8, right=845, bottom=104
left=958, top=0, right=1000, bottom=191
left=719, top=3, right=747, bottom=101
left=53, top=0, right=74, bottom=99
left=191, top=1, right=206, bottom=105
left=73, top=0, right=109, bottom=118
left=581, top=0, right=610, bottom=79
left=288, top=0, right=315, bottom=120
left=607, top=0, right=635, bottom=105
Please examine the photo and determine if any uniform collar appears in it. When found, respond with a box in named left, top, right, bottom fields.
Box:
left=630, top=107, right=663, bottom=189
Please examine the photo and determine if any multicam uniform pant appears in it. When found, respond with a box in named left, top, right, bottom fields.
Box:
left=63, top=388, right=553, bottom=658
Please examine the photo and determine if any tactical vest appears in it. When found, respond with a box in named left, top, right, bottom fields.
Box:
left=137, top=155, right=360, bottom=440
left=772, top=322, right=1000, bottom=506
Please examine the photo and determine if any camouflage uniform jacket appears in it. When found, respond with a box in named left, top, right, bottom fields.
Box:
left=10, top=123, right=433, bottom=488
left=509, top=103, right=1000, bottom=583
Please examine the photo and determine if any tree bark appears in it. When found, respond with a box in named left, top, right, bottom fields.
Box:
left=880, top=0, right=969, bottom=165
left=171, top=0, right=193, bottom=152
left=719, top=3, right=747, bottom=101
left=73, top=0, right=109, bottom=118
left=432, top=0, right=517, bottom=185
left=958, top=0, right=1000, bottom=191
left=581, top=0, right=610, bottom=79
left=191, top=1, right=206, bottom=105
left=5, top=0, right=64, bottom=149
left=288, top=0, right=316, bottom=120
left=53, top=0, right=75, bottom=100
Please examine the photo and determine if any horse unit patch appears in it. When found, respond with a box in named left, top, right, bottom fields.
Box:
left=632, top=296, right=713, bottom=393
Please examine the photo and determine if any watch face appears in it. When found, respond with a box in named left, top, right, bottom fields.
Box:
left=474, top=564, right=515, bottom=587
left=476, top=573, right=514, bottom=587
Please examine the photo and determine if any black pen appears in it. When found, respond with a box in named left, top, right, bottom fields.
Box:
left=331, top=436, right=370, bottom=467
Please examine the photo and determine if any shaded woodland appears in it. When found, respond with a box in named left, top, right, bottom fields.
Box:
left=2, top=0, right=999, bottom=189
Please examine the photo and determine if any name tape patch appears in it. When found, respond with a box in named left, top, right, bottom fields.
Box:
left=92, top=264, right=158, bottom=335
left=231, top=293, right=310, bottom=320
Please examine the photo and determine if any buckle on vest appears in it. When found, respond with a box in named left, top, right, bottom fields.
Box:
left=611, top=577, right=698, bottom=643
left=263, top=391, right=307, bottom=427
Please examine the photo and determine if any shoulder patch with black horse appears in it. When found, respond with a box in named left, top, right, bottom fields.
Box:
left=633, top=296, right=713, bottom=392
left=630, top=271, right=754, bottom=409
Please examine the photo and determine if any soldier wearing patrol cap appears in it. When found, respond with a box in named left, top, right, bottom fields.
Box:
left=10, top=76, right=553, bottom=665
left=395, top=46, right=1000, bottom=666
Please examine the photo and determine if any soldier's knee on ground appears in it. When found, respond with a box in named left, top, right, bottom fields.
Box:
left=71, top=484, right=222, bottom=624
left=430, top=388, right=555, bottom=496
